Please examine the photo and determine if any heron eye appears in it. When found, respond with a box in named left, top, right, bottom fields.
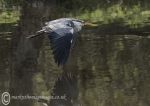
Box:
left=66, top=23, right=71, bottom=27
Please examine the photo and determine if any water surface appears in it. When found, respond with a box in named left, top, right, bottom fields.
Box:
left=0, top=30, right=150, bottom=106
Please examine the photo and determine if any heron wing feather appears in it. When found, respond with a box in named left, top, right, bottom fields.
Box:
left=48, top=28, right=74, bottom=65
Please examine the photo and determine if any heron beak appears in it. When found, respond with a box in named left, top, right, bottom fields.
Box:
left=84, top=22, right=98, bottom=27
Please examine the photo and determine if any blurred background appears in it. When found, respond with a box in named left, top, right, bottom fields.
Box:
left=0, top=0, right=150, bottom=106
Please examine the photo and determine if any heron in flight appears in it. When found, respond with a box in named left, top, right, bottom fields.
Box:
left=27, top=18, right=96, bottom=65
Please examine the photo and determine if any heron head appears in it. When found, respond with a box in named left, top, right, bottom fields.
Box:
left=72, top=19, right=84, bottom=32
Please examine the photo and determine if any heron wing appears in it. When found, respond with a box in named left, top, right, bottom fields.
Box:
left=48, top=28, right=74, bottom=65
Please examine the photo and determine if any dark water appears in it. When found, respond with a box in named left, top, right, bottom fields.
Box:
left=0, top=28, right=150, bottom=106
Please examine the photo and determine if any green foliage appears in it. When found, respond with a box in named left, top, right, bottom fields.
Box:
left=0, top=0, right=150, bottom=28
left=0, top=0, right=22, bottom=7
left=0, top=10, right=20, bottom=23
left=75, top=4, right=150, bottom=28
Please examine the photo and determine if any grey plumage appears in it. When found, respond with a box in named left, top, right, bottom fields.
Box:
left=28, top=18, right=84, bottom=65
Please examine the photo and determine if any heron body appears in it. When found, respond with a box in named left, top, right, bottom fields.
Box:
left=28, top=18, right=84, bottom=65
left=44, top=18, right=83, bottom=32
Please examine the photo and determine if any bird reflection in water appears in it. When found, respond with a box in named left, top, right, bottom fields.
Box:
left=38, top=72, right=79, bottom=106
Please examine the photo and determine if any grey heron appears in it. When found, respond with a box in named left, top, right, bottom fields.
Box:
left=27, top=18, right=96, bottom=65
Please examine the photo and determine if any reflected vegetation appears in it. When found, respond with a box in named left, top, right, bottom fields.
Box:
left=0, top=0, right=150, bottom=106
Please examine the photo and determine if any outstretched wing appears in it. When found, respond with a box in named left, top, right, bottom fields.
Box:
left=48, top=28, right=74, bottom=65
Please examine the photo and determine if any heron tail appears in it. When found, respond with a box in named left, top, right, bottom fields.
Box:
left=26, top=29, right=45, bottom=39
